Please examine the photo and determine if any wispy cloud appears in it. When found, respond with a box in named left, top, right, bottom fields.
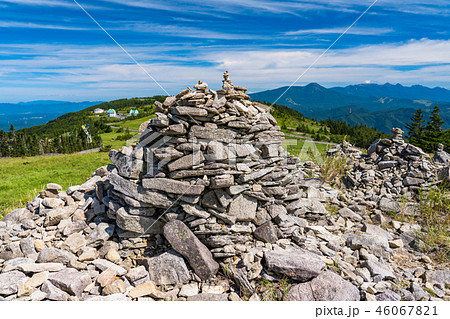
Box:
left=100, top=0, right=351, bottom=16
left=115, top=22, right=266, bottom=39
left=0, top=21, right=93, bottom=30
left=0, top=0, right=80, bottom=8
left=285, top=27, right=394, bottom=36
left=2, top=38, right=450, bottom=102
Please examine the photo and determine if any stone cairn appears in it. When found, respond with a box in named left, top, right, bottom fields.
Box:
left=328, top=128, right=450, bottom=215
left=1, top=73, right=449, bottom=302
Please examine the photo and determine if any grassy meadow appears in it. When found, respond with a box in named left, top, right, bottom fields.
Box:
left=0, top=151, right=111, bottom=218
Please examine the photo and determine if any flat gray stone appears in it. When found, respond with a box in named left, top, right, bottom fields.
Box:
left=181, top=203, right=210, bottom=219
left=379, top=197, right=401, bottom=213
left=48, top=268, right=91, bottom=297
left=210, top=174, right=234, bottom=189
left=288, top=271, right=360, bottom=301
left=287, top=281, right=314, bottom=301
left=125, top=266, right=148, bottom=283
left=375, top=290, right=401, bottom=301
left=172, top=106, right=208, bottom=117
left=239, top=167, right=274, bottom=183
left=86, top=222, right=115, bottom=246
left=167, top=152, right=205, bottom=172
left=0, top=241, right=24, bottom=260
left=163, top=220, right=219, bottom=280
left=253, top=221, right=278, bottom=243
left=286, top=198, right=327, bottom=215
left=310, top=271, right=360, bottom=301
left=84, top=293, right=131, bottom=301
left=228, top=194, right=257, bottom=221
left=109, top=173, right=172, bottom=208
left=92, top=259, right=127, bottom=276
left=47, top=183, right=62, bottom=190
left=187, top=293, right=228, bottom=301
left=17, top=263, right=65, bottom=273
left=0, top=270, right=27, bottom=296
left=63, top=221, right=88, bottom=236
left=142, top=178, right=204, bottom=195
left=152, top=147, right=184, bottom=162
left=44, top=207, right=72, bottom=226
left=264, top=248, right=325, bottom=282
left=140, top=251, right=190, bottom=285
left=362, top=224, right=393, bottom=241
left=41, top=280, right=69, bottom=301
left=2, top=257, right=34, bottom=272
left=362, top=260, right=396, bottom=280
left=347, top=234, right=389, bottom=250
left=109, top=149, right=144, bottom=180
left=116, top=207, right=163, bottom=235
left=424, top=270, right=450, bottom=286
left=338, top=207, right=363, bottom=222
left=189, top=125, right=237, bottom=143
left=37, top=248, right=76, bottom=265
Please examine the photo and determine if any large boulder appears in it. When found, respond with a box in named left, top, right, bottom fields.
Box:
left=139, top=251, right=190, bottom=285
left=287, top=271, right=360, bottom=301
left=48, top=268, right=91, bottom=297
left=163, top=220, right=219, bottom=280
left=264, top=248, right=325, bottom=282
left=0, top=270, right=27, bottom=296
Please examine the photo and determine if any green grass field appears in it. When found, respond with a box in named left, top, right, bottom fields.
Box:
left=107, top=115, right=155, bottom=131
left=0, top=152, right=111, bottom=217
left=100, top=130, right=130, bottom=150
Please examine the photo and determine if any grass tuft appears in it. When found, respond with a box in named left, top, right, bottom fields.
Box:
left=320, top=155, right=348, bottom=186
left=258, top=278, right=291, bottom=301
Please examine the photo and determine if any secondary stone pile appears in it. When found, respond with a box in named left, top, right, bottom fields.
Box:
left=327, top=128, right=449, bottom=214
left=433, top=143, right=450, bottom=165
left=1, top=73, right=449, bottom=301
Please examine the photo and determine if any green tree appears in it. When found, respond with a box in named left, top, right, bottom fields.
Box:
left=426, top=105, right=444, bottom=132
left=9, top=124, right=15, bottom=132
left=405, top=108, right=425, bottom=147
left=422, top=105, right=446, bottom=152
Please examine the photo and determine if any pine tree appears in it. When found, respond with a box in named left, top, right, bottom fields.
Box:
left=9, top=124, right=15, bottom=132
left=426, top=105, right=444, bottom=132
left=422, top=105, right=446, bottom=152
left=405, top=108, right=425, bottom=147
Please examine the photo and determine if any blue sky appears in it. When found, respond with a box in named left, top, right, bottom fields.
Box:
left=0, top=0, right=449, bottom=102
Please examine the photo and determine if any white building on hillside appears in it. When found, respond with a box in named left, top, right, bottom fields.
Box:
left=93, top=108, right=105, bottom=114
left=107, top=109, right=117, bottom=117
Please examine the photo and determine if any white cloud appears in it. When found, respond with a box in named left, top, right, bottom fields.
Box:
left=99, top=0, right=450, bottom=16
left=116, top=22, right=265, bottom=40
left=0, top=21, right=92, bottom=30
left=2, top=38, right=450, bottom=102
left=285, top=27, right=394, bottom=36
left=0, top=0, right=76, bottom=7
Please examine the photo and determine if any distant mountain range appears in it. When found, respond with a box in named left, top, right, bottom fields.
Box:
left=3, top=82, right=450, bottom=134
left=251, top=83, right=450, bottom=133
left=0, top=101, right=102, bottom=131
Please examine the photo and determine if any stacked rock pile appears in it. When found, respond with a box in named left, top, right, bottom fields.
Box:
left=327, top=128, right=449, bottom=214
left=1, top=73, right=449, bottom=301
left=106, top=71, right=336, bottom=249
left=326, top=140, right=362, bottom=159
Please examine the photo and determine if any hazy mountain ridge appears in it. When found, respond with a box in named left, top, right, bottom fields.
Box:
left=0, top=101, right=103, bottom=131
left=251, top=83, right=450, bottom=133
left=331, top=83, right=450, bottom=102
